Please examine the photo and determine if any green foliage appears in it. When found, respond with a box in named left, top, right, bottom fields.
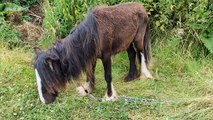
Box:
left=141, top=0, right=213, bottom=54
left=40, top=0, right=58, bottom=48
left=52, top=0, right=73, bottom=37
left=201, top=34, right=213, bottom=53
left=0, top=17, right=23, bottom=48
left=1, top=0, right=39, bottom=8
left=41, top=0, right=82, bottom=46
left=0, top=2, right=26, bottom=15
left=184, top=0, right=213, bottom=54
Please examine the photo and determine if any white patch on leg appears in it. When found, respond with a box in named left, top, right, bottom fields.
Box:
left=35, top=69, right=46, bottom=103
left=140, top=53, right=153, bottom=79
left=83, top=81, right=92, bottom=93
left=76, top=82, right=92, bottom=96
left=76, top=86, right=87, bottom=96
left=105, top=83, right=118, bottom=101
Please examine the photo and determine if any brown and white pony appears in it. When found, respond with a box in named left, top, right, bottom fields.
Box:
left=34, top=2, right=152, bottom=104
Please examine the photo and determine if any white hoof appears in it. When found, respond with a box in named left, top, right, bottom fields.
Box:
left=76, top=86, right=87, bottom=96
left=105, top=94, right=118, bottom=101
left=103, top=83, right=118, bottom=101
left=140, top=72, right=153, bottom=79
left=140, top=52, right=153, bottom=79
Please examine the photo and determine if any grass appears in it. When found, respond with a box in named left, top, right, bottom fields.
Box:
left=0, top=34, right=213, bottom=119
left=1, top=0, right=212, bottom=119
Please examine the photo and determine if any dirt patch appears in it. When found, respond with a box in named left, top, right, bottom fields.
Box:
left=17, top=2, right=44, bottom=41
left=5, top=1, right=44, bottom=41
left=27, top=3, right=43, bottom=26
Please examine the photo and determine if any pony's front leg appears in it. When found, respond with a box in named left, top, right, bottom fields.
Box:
left=76, top=61, right=96, bottom=96
left=102, top=54, right=118, bottom=101
left=124, top=43, right=139, bottom=82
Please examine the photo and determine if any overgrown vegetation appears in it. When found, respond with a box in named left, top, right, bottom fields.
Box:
left=0, top=17, right=23, bottom=48
left=0, top=0, right=212, bottom=119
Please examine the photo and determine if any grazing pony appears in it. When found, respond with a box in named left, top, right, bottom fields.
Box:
left=34, top=2, right=152, bottom=104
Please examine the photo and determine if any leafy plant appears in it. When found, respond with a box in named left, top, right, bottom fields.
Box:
left=0, top=2, right=26, bottom=15
left=139, top=0, right=213, bottom=55
left=0, top=17, right=23, bottom=48
left=52, top=0, right=73, bottom=37
left=2, top=0, right=39, bottom=8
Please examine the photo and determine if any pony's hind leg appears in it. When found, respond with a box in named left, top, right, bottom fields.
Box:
left=140, top=52, right=152, bottom=79
left=134, top=40, right=152, bottom=79
left=76, top=61, right=96, bottom=96
left=133, top=13, right=152, bottom=79
left=124, top=43, right=139, bottom=82
left=102, top=54, right=118, bottom=101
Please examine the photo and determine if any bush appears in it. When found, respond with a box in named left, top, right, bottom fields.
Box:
left=141, top=0, right=212, bottom=55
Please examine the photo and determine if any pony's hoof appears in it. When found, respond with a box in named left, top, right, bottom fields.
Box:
left=140, top=73, right=153, bottom=79
left=104, top=94, right=118, bottom=101
left=124, top=73, right=140, bottom=82
left=76, top=86, right=87, bottom=96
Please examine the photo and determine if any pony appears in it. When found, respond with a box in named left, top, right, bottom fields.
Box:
left=34, top=2, right=152, bottom=104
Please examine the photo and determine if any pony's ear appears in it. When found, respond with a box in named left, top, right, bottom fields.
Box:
left=45, top=58, right=54, bottom=71
left=34, top=47, right=42, bottom=56
left=44, top=55, right=59, bottom=71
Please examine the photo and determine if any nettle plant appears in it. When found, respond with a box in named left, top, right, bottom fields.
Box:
left=142, top=0, right=212, bottom=55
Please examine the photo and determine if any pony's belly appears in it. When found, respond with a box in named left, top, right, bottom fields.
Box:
left=112, top=42, right=132, bottom=55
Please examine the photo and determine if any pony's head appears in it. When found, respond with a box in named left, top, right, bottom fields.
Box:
left=33, top=41, right=68, bottom=104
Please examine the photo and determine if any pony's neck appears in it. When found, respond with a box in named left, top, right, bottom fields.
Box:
left=62, top=26, right=98, bottom=79
left=60, top=11, right=99, bottom=79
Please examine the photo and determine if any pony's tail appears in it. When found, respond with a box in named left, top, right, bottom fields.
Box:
left=137, top=21, right=151, bottom=66
left=143, top=21, right=151, bottom=66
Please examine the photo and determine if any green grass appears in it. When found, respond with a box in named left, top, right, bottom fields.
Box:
left=0, top=35, right=212, bottom=120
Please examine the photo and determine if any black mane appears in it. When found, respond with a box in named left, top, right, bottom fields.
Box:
left=59, top=10, right=99, bottom=79
left=34, top=10, right=100, bottom=92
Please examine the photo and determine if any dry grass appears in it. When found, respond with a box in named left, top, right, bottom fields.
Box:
left=15, top=21, right=44, bottom=41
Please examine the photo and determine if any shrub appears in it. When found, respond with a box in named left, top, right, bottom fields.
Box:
left=141, top=0, right=212, bottom=55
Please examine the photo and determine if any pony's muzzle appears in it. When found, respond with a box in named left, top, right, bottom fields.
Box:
left=41, top=92, right=58, bottom=104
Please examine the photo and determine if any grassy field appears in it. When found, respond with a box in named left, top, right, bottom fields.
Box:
left=0, top=0, right=212, bottom=119
left=0, top=34, right=212, bottom=119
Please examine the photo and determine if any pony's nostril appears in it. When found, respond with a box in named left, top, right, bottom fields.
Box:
left=85, top=89, right=88, bottom=93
